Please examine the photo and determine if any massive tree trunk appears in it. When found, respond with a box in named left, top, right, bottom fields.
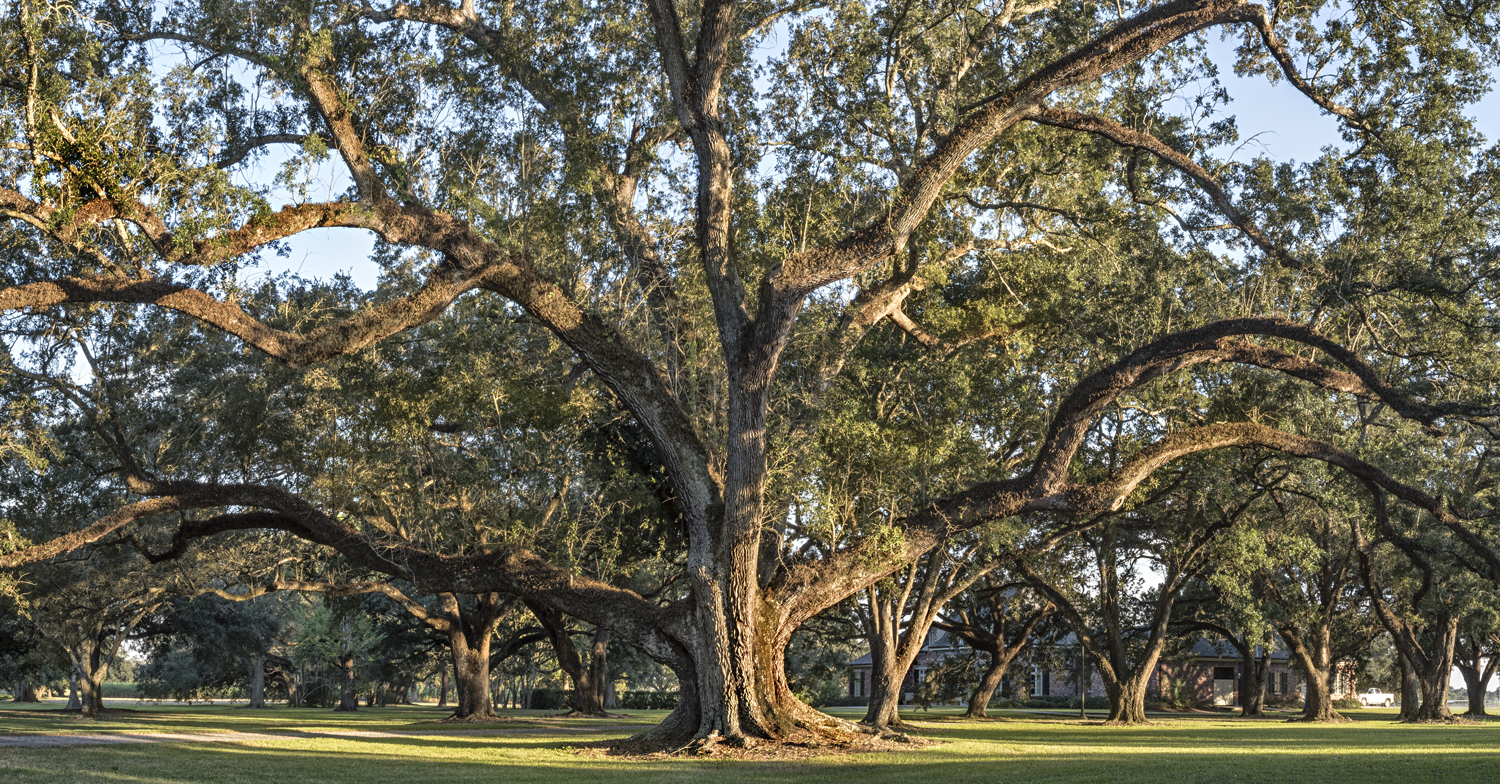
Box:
left=859, top=588, right=906, bottom=728
left=76, top=645, right=107, bottom=718
left=450, top=632, right=494, bottom=718
left=247, top=653, right=268, bottom=709
left=441, top=593, right=509, bottom=720
left=1411, top=617, right=1458, bottom=723
left=1282, top=628, right=1343, bottom=722
left=1101, top=669, right=1151, bottom=725
left=1300, top=669, right=1337, bottom=723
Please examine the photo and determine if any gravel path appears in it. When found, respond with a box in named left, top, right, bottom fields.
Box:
left=0, top=725, right=645, bottom=749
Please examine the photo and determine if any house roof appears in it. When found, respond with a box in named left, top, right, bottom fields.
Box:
left=846, top=628, right=963, bottom=667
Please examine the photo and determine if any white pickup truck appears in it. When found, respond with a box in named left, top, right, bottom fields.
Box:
left=1357, top=688, right=1395, bottom=707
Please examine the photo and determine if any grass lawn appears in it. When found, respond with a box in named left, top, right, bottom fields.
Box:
left=1, top=700, right=1496, bottom=784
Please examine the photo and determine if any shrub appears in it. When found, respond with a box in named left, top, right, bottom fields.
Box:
left=1023, top=696, right=1110, bottom=709
left=527, top=689, right=568, bottom=710
left=1334, top=695, right=1363, bottom=710
left=616, top=690, right=679, bottom=710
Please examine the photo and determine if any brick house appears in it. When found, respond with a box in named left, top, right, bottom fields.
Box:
left=847, top=633, right=1349, bottom=707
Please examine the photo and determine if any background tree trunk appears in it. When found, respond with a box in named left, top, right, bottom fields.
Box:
left=450, top=629, right=497, bottom=719
left=1240, top=647, right=1268, bottom=717
left=1296, top=664, right=1339, bottom=722
left=532, top=602, right=608, bottom=716
left=1457, top=661, right=1492, bottom=717
left=1398, top=650, right=1421, bottom=721
left=860, top=631, right=903, bottom=727
left=247, top=654, right=267, bottom=709
left=12, top=680, right=39, bottom=703
left=334, top=652, right=359, bottom=712
left=65, top=668, right=80, bottom=711
left=966, top=654, right=1011, bottom=719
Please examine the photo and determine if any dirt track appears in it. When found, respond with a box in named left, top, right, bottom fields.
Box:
left=0, top=725, right=644, bottom=748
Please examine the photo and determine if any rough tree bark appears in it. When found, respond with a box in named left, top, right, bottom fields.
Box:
left=1279, top=627, right=1345, bottom=723
left=441, top=593, right=509, bottom=720
left=1242, top=647, right=1270, bottom=717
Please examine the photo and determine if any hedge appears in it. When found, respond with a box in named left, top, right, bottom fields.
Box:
left=524, top=689, right=678, bottom=710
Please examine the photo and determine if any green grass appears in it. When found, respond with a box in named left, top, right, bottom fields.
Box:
left=1, top=700, right=1497, bottom=784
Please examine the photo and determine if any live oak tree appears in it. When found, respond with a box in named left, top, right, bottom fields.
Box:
left=853, top=541, right=1006, bottom=728
left=1016, top=459, right=1275, bottom=723
left=1255, top=476, right=1379, bottom=723
left=5, top=0, right=1500, bottom=746
left=1169, top=578, right=1279, bottom=717
left=1453, top=608, right=1500, bottom=718
left=932, top=574, right=1055, bottom=719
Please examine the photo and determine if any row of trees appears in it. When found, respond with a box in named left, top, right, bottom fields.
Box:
left=2, top=0, right=1498, bottom=749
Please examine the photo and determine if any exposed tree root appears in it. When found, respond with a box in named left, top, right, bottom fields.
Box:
left=552, top=710, right=632, bottom=719
left=1402, top=715, right=1476, bottom=725
left=433, top=713, right=528, bottom=724
left=581, top=727, right=935, bottom=759
left=1286, top=713, right=1353, bottom=723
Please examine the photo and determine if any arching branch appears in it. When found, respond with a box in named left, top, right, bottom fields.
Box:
left=203, top=578, right=453, bottom=633
left=1029, top=107, right=1305, bottom=270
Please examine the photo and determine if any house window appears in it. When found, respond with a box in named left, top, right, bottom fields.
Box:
left=1031, top=667, right=1050, bottom=697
